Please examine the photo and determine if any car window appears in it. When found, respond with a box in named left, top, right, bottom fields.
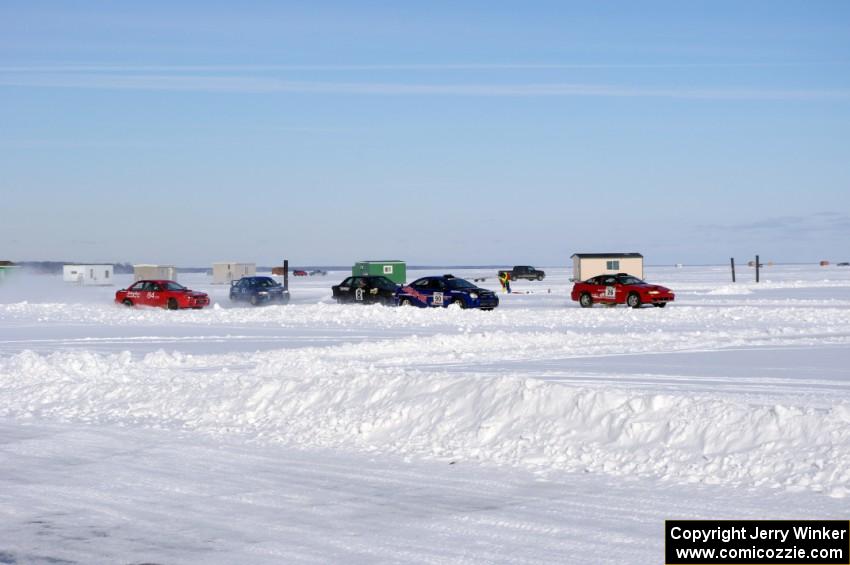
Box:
left=164, top=282, right=185, bottom=291
left=256, top=277, right=276, bottom=287
left=129, top=282, right=144, bottom=291
left=602, top=277, right=617, bottom=285
left=446, top=278, right=476, bottom=290
left=340, top=277, right=353, bottom=286
left=619, top=276, right=643, bottom=285
left=372, top=277, right=397, bottom=290
left=411, top=278, right=430, bottom=290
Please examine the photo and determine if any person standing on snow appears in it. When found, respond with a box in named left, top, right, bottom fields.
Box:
left=498, top=271, right=511, bottom=293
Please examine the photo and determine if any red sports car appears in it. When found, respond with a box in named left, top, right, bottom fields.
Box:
left=116, top=279, right=210, bottom=310
left=571, top=273, right=674, bottom=308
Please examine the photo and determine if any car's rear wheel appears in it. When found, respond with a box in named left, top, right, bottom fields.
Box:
left=537, top=274, right=543, bottom=281
left=122, top=299, right=133, bottom=307
left=455, top=298, right=467, bottom=309
left=627, top=293, right=641, bottom=308
left=250, top=295, right=259, bottom=306
left=167, top=298, right=179, bottom=310
left=400, top=298, right=412, bottom=307
left=654, top=303, right=667, bottom=308
left=579, top=293, right=593, bottom=308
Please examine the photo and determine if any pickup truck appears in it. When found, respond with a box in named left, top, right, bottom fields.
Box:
left=498, top=266, right=546, bottom=281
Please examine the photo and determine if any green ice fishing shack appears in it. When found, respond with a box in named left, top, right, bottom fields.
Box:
left=352, top=260, right=406, bottom=285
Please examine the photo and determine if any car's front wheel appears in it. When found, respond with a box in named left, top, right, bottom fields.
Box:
left=400, top=298, right=412, bottom=307
left=167, top=298, right=179, bottom=310
left=654, top=303, right=667, bottom=308
left=537, top=274, right=544, bottom=281
left=579, top=293, right=593, bottom=308
left=250, top=295, right=259, bottom=306
left=122, top=299, right=133, bottom=307
left=627, top=293, right=642, bottom=308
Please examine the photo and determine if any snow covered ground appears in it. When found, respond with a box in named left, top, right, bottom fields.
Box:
left=1, top=264, right=848, bottom=563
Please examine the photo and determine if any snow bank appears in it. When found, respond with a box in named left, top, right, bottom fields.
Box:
left=4, top=301, right=850, bottom=335
left=2, top=347, right=848, bottom=497
left=706, top=285, right=754, bottom=296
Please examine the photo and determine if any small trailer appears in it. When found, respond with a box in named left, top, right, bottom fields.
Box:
left=134, top=264, right=177, bottom=282
left=212, top=262, right=256, bottom=284
left=571, top=253, right=644, bottom=282
left=63, top=264, right=115, bottom=286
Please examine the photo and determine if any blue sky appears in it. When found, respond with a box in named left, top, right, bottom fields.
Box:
left=2, top=1, right=849, bottom=266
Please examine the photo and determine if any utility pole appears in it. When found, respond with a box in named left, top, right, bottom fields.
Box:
left=283, top=259, right=289, bottom=292
left=730, top=257, right=736, bottom=283
left=755, top=254, right=760, bottom=283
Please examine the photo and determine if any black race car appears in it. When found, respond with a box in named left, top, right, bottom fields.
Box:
left=230, top=276, right=290, bottom=305
left=332, top=275, right=400, bottom=305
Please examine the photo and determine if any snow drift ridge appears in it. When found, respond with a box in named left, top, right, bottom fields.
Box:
left=1, top=348, right=848, bottom=497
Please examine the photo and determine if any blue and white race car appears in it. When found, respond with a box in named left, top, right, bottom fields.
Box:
left=398, top=275, right=499, bottom=310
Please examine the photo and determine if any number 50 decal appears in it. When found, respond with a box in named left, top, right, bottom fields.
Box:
left=432, top=292, right=444, bottom=305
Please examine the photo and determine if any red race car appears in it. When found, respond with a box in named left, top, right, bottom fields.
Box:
left=571, top=273, right=674, bottom=308
left=116, top=279, right=210, bottom=310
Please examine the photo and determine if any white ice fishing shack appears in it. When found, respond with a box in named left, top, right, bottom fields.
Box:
left=212, top=262, right=256, bottom=284
left=63, top=264, right=115, bottom=286
left=570, top=253, right=644, bottom=281
left=133, top=264, right=177, bottom=281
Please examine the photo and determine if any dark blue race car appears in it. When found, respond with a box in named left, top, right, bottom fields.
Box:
left=229, top=276, right=290, bottom=305
left=398, top=275, right=499, bottom=310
